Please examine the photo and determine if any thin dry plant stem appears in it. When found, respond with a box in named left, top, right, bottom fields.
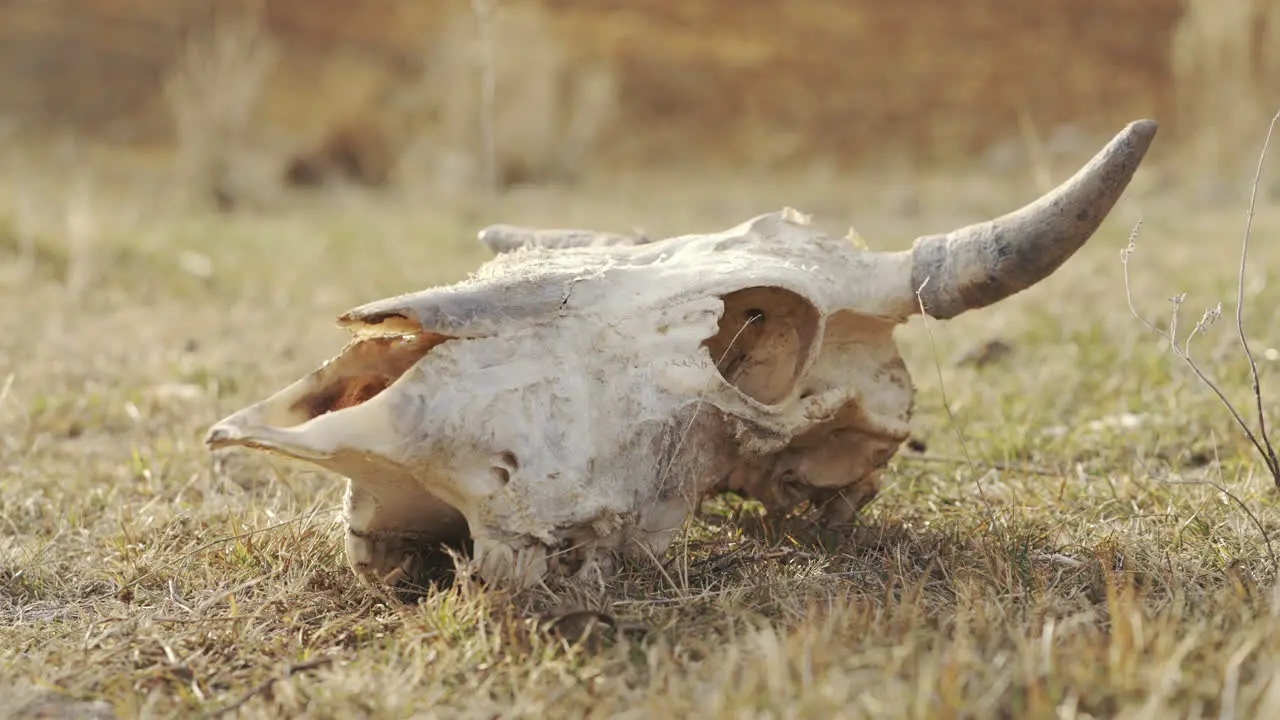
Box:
left=120, top=503, right=338, bottom=591
left=1123, top=231, right=1255, bottom=464
left=1121, top=109, right=1280, bottom=488
left=655, top=313, right=763, bottom=496
left=0, top=373, right=13, bottom=408
left=652, top=311, right=765, bottom=595
left=1132, top=453, right=1277, bottom=571
left=1234, top=110, right=1280, bottom=482
left=1016, top=104, right=1053, bottom=193
left=901, top=454, right=1059, bottom=478
left=470, top=0, right=499, bottom=197
left=914, top=278, right=1001, bottom=538
left=1122, top=110, right=1280, bottom=575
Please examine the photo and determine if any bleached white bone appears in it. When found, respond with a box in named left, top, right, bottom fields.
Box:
left=207, top=120, right=1158, bottom=590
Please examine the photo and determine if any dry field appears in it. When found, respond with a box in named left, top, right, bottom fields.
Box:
left=6, top=3, right=1280, bottom=718
left=2, top=114, right=1280, bottom=719
left=0, top=0, right=1185, bottom=172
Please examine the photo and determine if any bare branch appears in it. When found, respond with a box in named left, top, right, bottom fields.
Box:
left=1121, top=224, right=1275, bottom=484
left=1234, top=110, right=1280, bottom=483
left=1122, top=109, right=1280, bottom=576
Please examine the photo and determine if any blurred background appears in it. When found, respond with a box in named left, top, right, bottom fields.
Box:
left=0, top=0, right=1276, bottom=224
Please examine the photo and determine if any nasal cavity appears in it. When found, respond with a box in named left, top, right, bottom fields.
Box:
left=492, top=450, right=519, bottom=485
left=289, top=332, right=452, bottom=423
left=702, top=286, right=820, bottom=405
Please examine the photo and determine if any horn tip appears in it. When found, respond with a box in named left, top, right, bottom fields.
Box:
left=906, top=117, right=1161, bottom=320
left=1121, top=118, right=1159, bottom=151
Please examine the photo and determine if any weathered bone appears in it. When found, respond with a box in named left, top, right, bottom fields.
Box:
left=206, top=119, right=1157, bottom=592
left=478, top=224, right=650, bottom=254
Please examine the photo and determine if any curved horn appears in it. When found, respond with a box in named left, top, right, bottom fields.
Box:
left=910, top=119, right=1158, bottom=319
left=479, top=224, right=650, bottom=254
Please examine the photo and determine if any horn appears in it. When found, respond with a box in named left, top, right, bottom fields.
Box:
left=909, top=119, right=1158, bottom=319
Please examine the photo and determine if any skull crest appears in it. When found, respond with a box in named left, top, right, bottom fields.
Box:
left=206, top=120, right=1158, bottom=590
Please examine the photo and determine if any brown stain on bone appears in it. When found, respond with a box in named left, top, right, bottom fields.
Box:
left=292, top=332, right=453, bottom=420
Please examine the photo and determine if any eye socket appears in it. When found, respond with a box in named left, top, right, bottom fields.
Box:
left=703, top=286, right=820, bottom=406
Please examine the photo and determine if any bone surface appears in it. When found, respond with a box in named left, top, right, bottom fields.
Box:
left=206, top=119, right=1158, bottom=591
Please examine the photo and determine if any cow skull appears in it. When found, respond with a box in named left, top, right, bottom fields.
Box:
left=206, top=120, right=1157, bottom=590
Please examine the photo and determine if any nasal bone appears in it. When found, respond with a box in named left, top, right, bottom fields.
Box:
left=205, top=389, right=405, bottom=462
left=204, top=404, right=268, bottom=448
left=204, top=406, right=338, bottom=461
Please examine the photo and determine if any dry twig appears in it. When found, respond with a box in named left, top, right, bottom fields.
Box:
left=1122, top=110, right=1280, bottom=488
left=1122, top=109, right=1280, bottom=573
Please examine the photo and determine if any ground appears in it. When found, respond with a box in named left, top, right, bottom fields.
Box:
left=4, top=144, right=1280, bottom=717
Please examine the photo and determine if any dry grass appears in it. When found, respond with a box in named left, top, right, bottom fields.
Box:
left=4, top=123, right=1280, bottom=719
left=406, top=0, right=618, bottom=191
left=1, top=1, right=1182, bottom=179
left=16, top=0, right=1280, bottom=194
left=161, top=1, right=280, bottom=211
left=1171, top=0, right=1280, bottom=193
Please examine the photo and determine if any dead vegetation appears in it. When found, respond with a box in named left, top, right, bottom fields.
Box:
left=6, top=5, right=1280, bottom=718
left=3, top=114, right=1280, bottom=714
left=1171, top=0, right=1280, bottom=197
left=1, top=0, right=1184, bottom=181
left=161, top=2, right=281, bottom=213
left=15, top=0, right=1280, bottom=199
left=282, top=120, right=397, bottom=190
left=416, top=0, right=617, bottom=190
left=281, top=1, right=618, bottom=195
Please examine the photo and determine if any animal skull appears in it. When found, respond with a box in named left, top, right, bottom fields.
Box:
left=206, top=120, right=1157, bottom=590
